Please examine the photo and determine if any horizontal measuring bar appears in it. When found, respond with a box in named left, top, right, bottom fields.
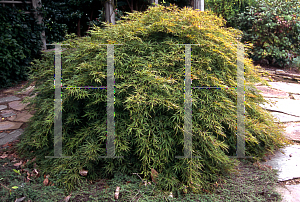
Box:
left=45, top=43, right=244, bottom=47
left=60, top=86, right=237, bottom=89
left=0, top=1, right=31, bottom=3
left=61, top=86, right=107, bottom=89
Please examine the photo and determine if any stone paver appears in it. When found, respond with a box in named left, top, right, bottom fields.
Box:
left=276, top=184, right=300, bottom=202
left=0, top=105, right=7, bottom=110
left=0, top=121, right=23, bottom=131
left=260, top=98, right=300, bottom=117
left=14, top=112, right=33, bottom=122
left=1, top=110, right=16, bottom=118
left=8, top=101, right=29, bottom=111
left=255, top=86, right=289, bottom=98
left=292, top=94, right=300, bottom=100
left=260, top=145, right=300, bottom=181
left=0, top=129, right=23, bottom=146
left=268, top=82, right=300, bottom=94
left=7, top=115, right=17, bottom=121
left=2, top=89, right=16, bottom=94
left=271, top=112, right=300, bottom=123
left=283, top=122, right=300, bottom=142
left=0, top=96, right=21, bottom=104
left=17, top=85, right=35, bottom=95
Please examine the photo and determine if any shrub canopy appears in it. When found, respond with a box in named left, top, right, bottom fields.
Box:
left=17, top=4, right=291, bottom=195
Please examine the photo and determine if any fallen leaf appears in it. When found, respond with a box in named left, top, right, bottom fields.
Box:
left=15, top=196, right=26, bottom=202
left=64, top=194, right=72, bottom=202
left=26, top=176, right=32, bottom=182
left=114, top=186, right=120, bottom=199
left=151, top=168, right=159, bottom=183
left=13, top=161, right=22, bottom=167
left=79, top=169, right=88, bottom=176
left=43, top=178, right=49, bottom=186
left=0, top=153, right=8, bottom=159
left=33, top=169, right=40, bottom=177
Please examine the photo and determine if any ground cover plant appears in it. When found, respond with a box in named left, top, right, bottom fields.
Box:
left=15, top=4, right=291, bottom=197
left=0, top=144, right=284, bottom=201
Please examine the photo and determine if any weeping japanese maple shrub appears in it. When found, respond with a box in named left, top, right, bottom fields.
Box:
left=17, top=4, right=291, bottom=195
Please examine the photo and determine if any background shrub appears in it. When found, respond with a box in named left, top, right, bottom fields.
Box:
left=16, top=4, right=290, bottom=196
left=0, top=4, right=43, bottom=89
left=205, top=0, right=259, bottom=28
left=229, top=0, right=300, bottom=67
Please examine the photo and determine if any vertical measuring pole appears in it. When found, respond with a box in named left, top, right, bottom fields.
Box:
left=184, top=44, right=192, bottom=158
left=107, top=44, right=116, bottom=158
left=46, top=44, right=71, bottom=159
left=236, top=43, right=246, bottom=157
left=175, top=44, right=201, bottom=159
left=229, top=43, right=253, bottom=159
left=99, top=44, right=123, bottom=159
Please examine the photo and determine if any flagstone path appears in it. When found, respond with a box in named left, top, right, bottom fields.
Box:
left=255, top=67, right=300, bottom=202
left=0, top=82, right=36, bottom=147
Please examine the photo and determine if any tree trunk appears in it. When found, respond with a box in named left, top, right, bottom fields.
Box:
left=32, top=0, right=46, bottom=50
left=105, top=0, right=115, bottom=25
left=77, top=18, right=81, bottom=37
left=150, top=0, right=158, bottom=6
left=194, top=0, right=204, bottom=11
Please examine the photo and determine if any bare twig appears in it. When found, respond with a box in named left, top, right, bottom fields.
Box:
left=132, top=173, right=146, bottom=184
left=0, top=182, right=12, bottom=192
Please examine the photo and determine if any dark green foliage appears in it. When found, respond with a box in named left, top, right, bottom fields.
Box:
left=0, top=5, right=43, bottom=89
left=227, top=0, right=300, bottom=67
left=205, top=0, right=259, bottom=26
left=40, top=0, right=190, bottom=47
left=16, top=4, right=291, bottom=195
